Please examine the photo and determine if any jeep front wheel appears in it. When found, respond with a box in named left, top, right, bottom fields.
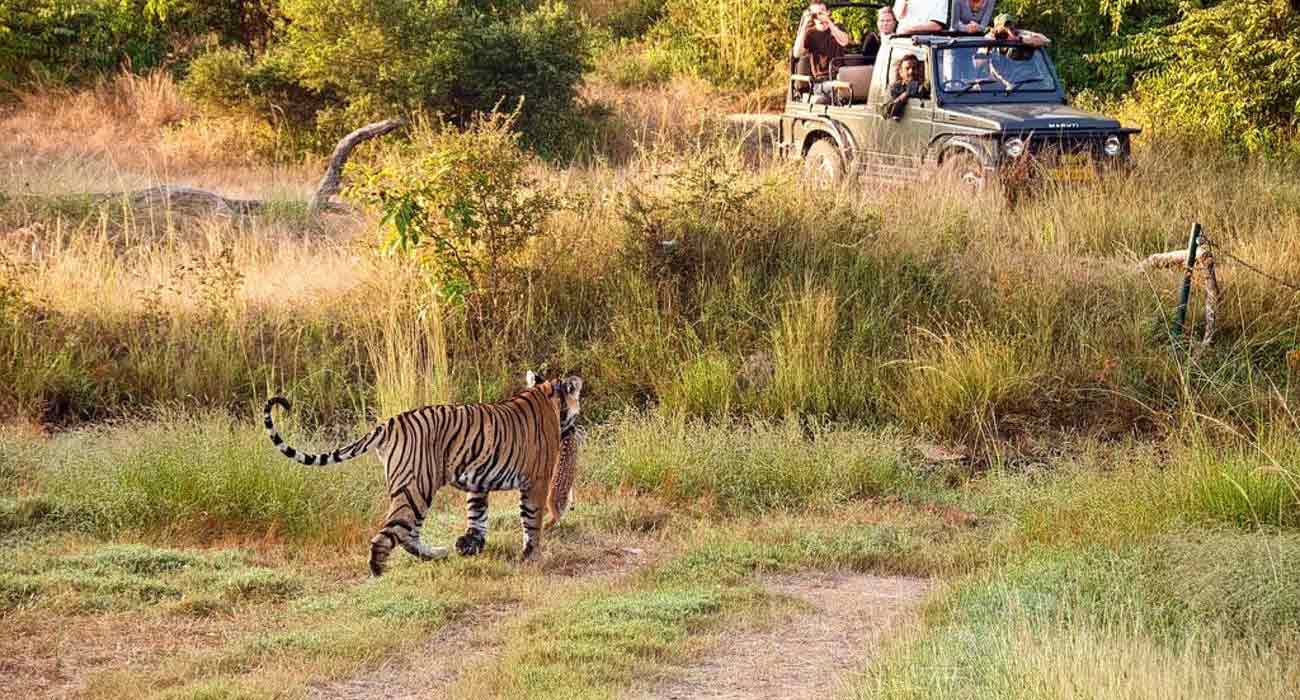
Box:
left=940, top=152, right=987, bottom=192
left=803, top=139, right=844, bottom=187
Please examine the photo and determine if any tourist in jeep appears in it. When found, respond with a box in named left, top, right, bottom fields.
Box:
left=792, top=2, right=852, bottom=101
left=892, top=0, right=948, bottom=34
left=955, top=0, right=995, bottom=33
left=882, top=55, right=930, bottom=120
left=861, top=6, right=897, bottom=59
left=987, top=13, right=1050, bottom=47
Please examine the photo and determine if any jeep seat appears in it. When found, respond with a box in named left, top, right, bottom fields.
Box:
left=834, top=64, right=873, bottom=104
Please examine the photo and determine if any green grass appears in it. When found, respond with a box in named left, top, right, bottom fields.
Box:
left=588, top=411, right=937, bottom=513
left=0, top=543, right=302, bottom=615
left=4, top=412, right=379, bottom=542
left=858, top=537, right=1300, bottom=699
left=471, top=587, right=735, bottom=699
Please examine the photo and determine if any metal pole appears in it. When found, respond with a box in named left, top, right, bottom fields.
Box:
left=1172, top=223, right=1201, bottom=342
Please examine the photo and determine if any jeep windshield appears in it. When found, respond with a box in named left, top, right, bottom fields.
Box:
left=937, top=46, right=1057, bottom=97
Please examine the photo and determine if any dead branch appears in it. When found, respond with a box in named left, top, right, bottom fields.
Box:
left=1137, top=247, right=1206, bottom=271
left=308, top=118, right=405, bottom=216
left=1194, top=245, right=1220, bottom=358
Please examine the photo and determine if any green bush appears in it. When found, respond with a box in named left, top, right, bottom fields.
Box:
left=347, top=112, right=555, bottom=324
left=186, top=0, right=591, bottom=153
left=0, top=0, right=278, bottom=84
left=1122, top=0, right=1300, bottom=154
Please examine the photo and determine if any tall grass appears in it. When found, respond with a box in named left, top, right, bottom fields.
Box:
left=859, top=539, right=1300, bottom=699
left=2, top=80, right=1298, bottom=442
left=586, top=411, right=923, bottom=512
left=6, top=413, right=379, bottom=543
left=366, top=269, right=452, bottom=417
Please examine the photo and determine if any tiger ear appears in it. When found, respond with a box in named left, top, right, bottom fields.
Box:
left=563, top=376, right=583, bottom=397
left=525, top=370, right=537, bottom=388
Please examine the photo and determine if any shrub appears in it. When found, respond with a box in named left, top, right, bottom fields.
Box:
left=347, top=112, right=555, bottom=328
left=201, top=0, right=591, bottom=153
left=1119, top=0, right=1300, bottom=154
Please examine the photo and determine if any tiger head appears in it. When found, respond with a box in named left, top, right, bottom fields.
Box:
left=524, top=370, right=583, bottom=433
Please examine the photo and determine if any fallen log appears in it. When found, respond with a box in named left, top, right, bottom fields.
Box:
left=88, top=118, right=404, bottom=219
left=1137, top=247, right=1206, bottom=271
left=1138, top=241, right=1221, bottom=356
left=98, top=186, right=263, bottom=217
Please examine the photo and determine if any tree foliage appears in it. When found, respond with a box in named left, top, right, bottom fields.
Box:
left=183, top=0, right=589, bottom=153
left=1122, top=0, right=1300, bottom=153
left=0, top=0, right=277, bottom=83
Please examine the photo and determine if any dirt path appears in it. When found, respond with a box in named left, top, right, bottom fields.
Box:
left=307, top=602, right=518, bottom=700
left=633, top=573, right=931, bottom=700
left=308, top=536, right=654, bottom=700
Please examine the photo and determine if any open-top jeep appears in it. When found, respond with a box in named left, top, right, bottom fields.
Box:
left=779, top=2, right=1140, bottom=188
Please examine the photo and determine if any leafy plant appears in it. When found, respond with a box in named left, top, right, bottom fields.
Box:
left=1122, top=0, right=1300, bottom=154
left=347, top=111, right=555, bottom=329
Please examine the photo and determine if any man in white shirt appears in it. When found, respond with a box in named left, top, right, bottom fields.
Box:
left=893, top=0, right=949, bottom=34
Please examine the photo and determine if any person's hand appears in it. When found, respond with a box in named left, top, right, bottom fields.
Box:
left=963, top=22, right=982, bottom=33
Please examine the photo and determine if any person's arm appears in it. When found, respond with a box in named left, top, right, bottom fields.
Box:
left=813, top=10, right=851, bottom=46
left=792, top=11, right=813, bottom=58
left=955, top=1, right=975, bottom=31
left=1018, top=29, right=1051, bottom=47
left=977, top=1, right=995, bottom=28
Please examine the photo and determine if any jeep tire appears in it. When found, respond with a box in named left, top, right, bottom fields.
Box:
left=940, top=151, right=986, bottom=192
left=803, top=138, right=844, bottom=187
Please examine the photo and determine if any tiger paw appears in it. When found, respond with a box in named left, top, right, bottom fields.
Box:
left=520, top=542, right=541, bottom=563
left=455, top=530, right=486, bottom=556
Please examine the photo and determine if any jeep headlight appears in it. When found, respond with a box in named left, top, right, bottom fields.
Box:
left=1004, top=137, right=1025, bottom=158
left=1104, top=135, right=1123, bottom=157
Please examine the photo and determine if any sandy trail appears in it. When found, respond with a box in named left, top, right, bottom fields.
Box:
left=633, top=573, right=931, bottom=700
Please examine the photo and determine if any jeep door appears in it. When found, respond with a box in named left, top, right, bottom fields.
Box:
left=867, top=45, right=935, bottom=181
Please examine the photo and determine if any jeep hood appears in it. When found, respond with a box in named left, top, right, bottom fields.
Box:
left=941, top=103, right=1123, bottom=132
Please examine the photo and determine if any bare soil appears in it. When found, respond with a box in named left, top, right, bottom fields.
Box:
left=633, top=573, right=931, bottom=700
left=307, top=602, right=520, bottom=700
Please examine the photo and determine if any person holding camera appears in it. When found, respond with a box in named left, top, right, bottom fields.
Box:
left=792, top=2, right=852, bottom=101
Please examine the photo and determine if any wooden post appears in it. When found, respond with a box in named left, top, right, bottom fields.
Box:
left=1172, top=223, right=1201, bottom=342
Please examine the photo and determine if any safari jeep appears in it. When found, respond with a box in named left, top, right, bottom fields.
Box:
left=779, top=20, right=1140, bottom=188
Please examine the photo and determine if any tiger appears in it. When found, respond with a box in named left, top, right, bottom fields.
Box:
left=457, top=371, right=586, bottom=556
left=263, top=375, right=583, bottom=576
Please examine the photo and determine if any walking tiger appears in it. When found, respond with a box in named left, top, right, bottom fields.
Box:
left=264, top=374, right=582, bottom=576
